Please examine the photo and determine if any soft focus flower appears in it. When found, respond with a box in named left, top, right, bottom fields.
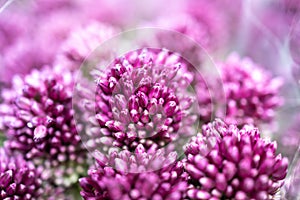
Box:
left=78, top=48, right=200, bottom=153
left=147, top=0, right=229, bottom=66
left=31, top=0, right=75, bottom=14
left=215, top=53, right=284, bottom=127
left=0, top=9, right=32, bottom=84
left=152, top=14, right=213, bottom=66
left=184, top=119, right=288, bottom=199
left=283, top=0, right=300, bottom=16
left=0, top=147, right=42, bottom=199
left=76, top=0, right=136, bottom=27
left=0, top=67, right=88, bottom=187
left=184, top=0, right=229, bottom=52
left=79, top=144, right=188, bottom=200
left=0, top=10, right=30, bottom=54
left=55, top=21, right=117, bottom=71
left=0, top=7, right=86, bottom=84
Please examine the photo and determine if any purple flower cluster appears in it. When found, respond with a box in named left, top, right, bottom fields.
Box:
left=80, top=48, right=201, bottom=152
left=55, top=21, right=118, bottom=71
left=185, top=119, right=288, bottom=199
left=0, top=148, right=42, bottom=199
left=0, top=67, right=87, bottom=187
left=215, top=54, right=284, bottom=127
left=79, top=119, right=288, bottom=199
left=0, top=4, right=85, bottom=85
left=0, top=0, right=296, bottom=199
left=80, top=145, right=188, bottom=200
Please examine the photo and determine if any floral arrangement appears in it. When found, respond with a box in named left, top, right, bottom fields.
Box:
left=0, top=0, right=299, bottom=199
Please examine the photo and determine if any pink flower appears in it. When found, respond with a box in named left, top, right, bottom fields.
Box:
left=80, top=145, right=188, bottom=200
left=55, top=21, right=117, bottom=71
left=0, top=67, right=88, bottom=187
left=0, top=147, right=42, bottom=199
left=184, top=119, right=288, bottom=199
left=215, top=53, right=284, bottom=127
left=77, top=48, right=199, bottom=153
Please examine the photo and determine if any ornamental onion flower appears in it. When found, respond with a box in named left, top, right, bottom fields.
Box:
left=216, top=53, right=284, bottom=127
left=0, top=67, right=88, bottom=187
left=153, top=13, right=215, bottom=64
left=79, top=144, right=188, bottom=200
left=184, top=0, right=228, bottom=52
left=77, top=48, right=200, bottom=153
left=0, top=147, right=42, bottom=199
left=1, top=9, right=85, bottom=85
left=184, top=119, right=288, bottom=200
left=55, top=21, right=117, bottom=71
left=0, top=146, right=70, bottom=199
left=0, top=10, right=30, bottom=54
left=148, top=0, right=228, bottom=66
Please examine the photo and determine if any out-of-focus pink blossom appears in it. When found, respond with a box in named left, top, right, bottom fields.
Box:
left=0, top=8, right=86, bottom=84
left=55, top=21, right=118, bottom=71
left=215, top=53, right=284, bottom=127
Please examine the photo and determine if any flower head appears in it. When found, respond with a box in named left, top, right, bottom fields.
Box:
left=55, top=21, right=117, bottom=71
left=79, top=144, right=188, bottom=200
left=0, top=9, right=85, bottom=85
left=0, top=10, right=30, bottom=54
left=78, top=48, right=199, bottom=153
left=149, top=0, right=228, bottom=66
left=0, top=67, right=88, bottom=187
left=0, top=147, right=42, bottom=199
left=153, top=14, right=214, bottom=64
left=184, top=119, right=288, bottom=199
left=216, top=53, right=284, bottom=127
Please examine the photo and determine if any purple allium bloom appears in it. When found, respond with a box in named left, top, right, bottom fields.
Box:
left=79, top=144, right=188, bottom=200
left=216, top=53, right=284, bottom=127
left=184, top=119, right=288, bottom=200
left=80, top=48, right=199, bottom=153
left=0, top=9, right=84, bottom=85
left=184, top=0, right=228, bottom=52
left=0, top=67, right=87, bottom=187
left=152, top=14, right=213, bottom=66
left=75, top=0, right=136, bottom=27
left=149, top=1, right=228, bottom=66
left=1, top=40, right=41, bottom=85
left=55, top=21, right=117, bottom=71
left=0, top=11, right=30, bottom=54
left=0, top=147, right=43, bottom=199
